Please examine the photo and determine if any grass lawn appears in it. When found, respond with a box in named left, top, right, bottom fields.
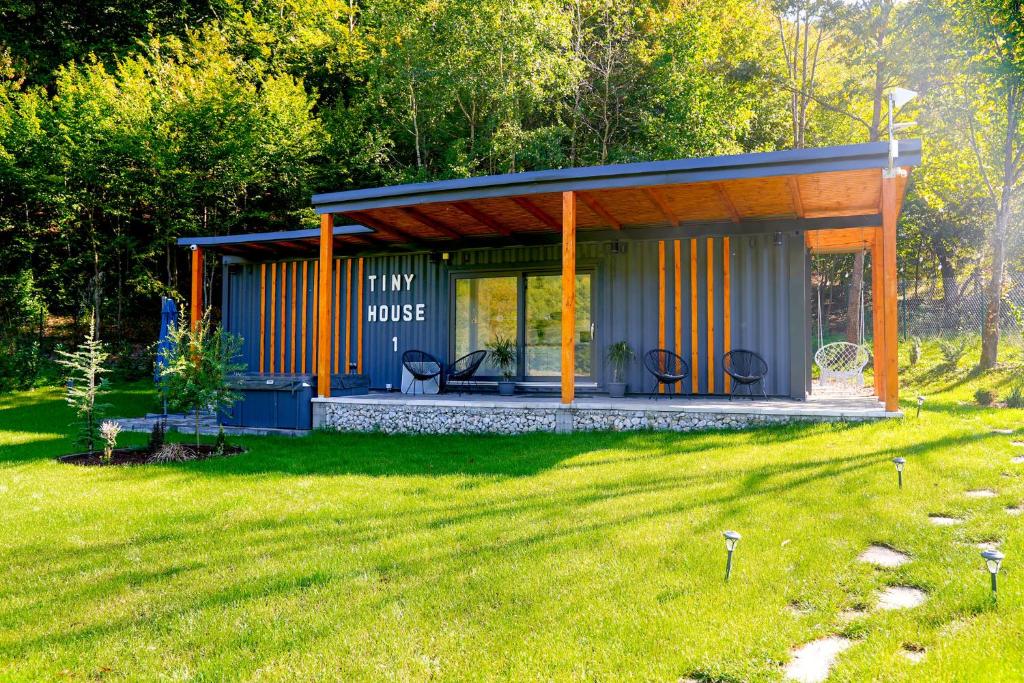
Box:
left=1, top=346, right=1023, bottom=681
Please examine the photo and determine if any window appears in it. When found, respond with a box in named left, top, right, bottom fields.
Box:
left=454, top=276, right=518, bottom=376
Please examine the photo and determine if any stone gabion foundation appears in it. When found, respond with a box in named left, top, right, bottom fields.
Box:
left=314, top=400, right=866, bottom=435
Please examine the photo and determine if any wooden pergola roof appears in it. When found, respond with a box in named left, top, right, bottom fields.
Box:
left=307, top=140, right=920, bottom=252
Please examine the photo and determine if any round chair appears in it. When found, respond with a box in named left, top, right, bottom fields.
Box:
left=643, top=349, right=690, bottom=398
left=814, top=342, right=870, bottom=387
left=401, top=350, right=443, bottom=395
left=722, top=349, right=769, bottom=399
left=445, top=350, right=487, bottom=392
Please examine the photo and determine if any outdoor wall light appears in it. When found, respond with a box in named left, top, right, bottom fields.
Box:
left=982, top=549, right=1005, bottom=597
left=724, top=530, right=741, bottom=581
left=773, top=232, right=783, bottom=247
left=917, top=395, right=925, bottom=418
left=893, top=457, right=906, bottom=488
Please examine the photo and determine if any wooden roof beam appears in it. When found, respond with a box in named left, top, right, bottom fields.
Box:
left=344, top=211, right=435, bottom=247
left=511, top=196, right=561, bottom=230
left=714, top=183, right=741, bottom=223
left=578, top=191, right=621, bottom=230
left=451, top=201, right=513, bottom=236
left=642, top=187, right=679, bottom=227
left=398, top=206, right=463, bottom=239
left=787, top=176, right=805, bottom=218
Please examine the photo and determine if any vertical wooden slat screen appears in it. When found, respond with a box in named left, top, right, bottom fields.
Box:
left=356, top=257, right=364, bottom=373
left=334, top=261, right=341, bottom=373
left=706, top=238, right=715, bottom=393
left=269, top=262, right=277, bottom=374
left=259, top=263, right=267, bottom=373
left=723, top=237, right=732, bottom=394
left=344, top=259, right=352, bottom=372
left=690, top=239, right=698, bottom=393
left=290, top=262, right=297, bottom=374
left=658, top=240, right=666, bottom=393
left=673, top=240, right=682, bottom=393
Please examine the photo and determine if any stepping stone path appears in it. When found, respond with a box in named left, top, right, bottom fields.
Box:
left=784, top=636, right=853, bottom=683
left=992, top=429, right=1014, bottom=435
left=858, top=545, right=911, bottom=568
left=876, top=586, right=927, bottom=611
left=1007, top=506, right=1022, bottom=516
left=929, top=514, right=963, bottom=526
left=965, top=489, right=997, bottom=498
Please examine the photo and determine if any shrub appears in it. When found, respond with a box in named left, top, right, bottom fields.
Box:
left=1006, top=385, right=1024, bottom=409
left=150, top=442, right=197, bottom=463
left=213, top=425, right=227, bottom=457
left=607, top=341, right=636, bottom=383
left=938, top=337, right=970, bottom=366
left=975, top=388, right=996, bottom=406
left=55, top=323, right=111, bottom=452
left=148, top=419, right=166, bottom=451
left=486, top=336, right=517, bottom=381
left=908, top=337, right=922, bottom=366
left=99, top=420, right=121, bottom=464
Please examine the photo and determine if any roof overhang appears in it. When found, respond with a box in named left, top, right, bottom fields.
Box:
left=177, top=224, right=374, bottom=258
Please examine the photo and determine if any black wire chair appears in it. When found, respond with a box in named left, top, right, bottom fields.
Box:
left=401, top=350, right=443, bottom=395
left=643, top=349, right=690, bottom=398
left=722, top=349, right=769, bottom=399
left=445, top=350, right=487, bottom=393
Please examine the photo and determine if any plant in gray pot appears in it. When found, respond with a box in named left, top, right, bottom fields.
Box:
left=606, top=341, right=635, bottom=398
left=487, top=336, right=517, bottom=396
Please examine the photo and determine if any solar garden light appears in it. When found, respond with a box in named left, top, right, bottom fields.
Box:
left=981, top=549, right=1005, bottom=597
left=893, top=457, right=906, bottom=489
left=723, top=531, right=741, bottom=581
left=916, top=395, right=925, bottom=418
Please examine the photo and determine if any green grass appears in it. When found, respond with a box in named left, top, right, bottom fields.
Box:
left=1, top=353, right=1023, bottom=681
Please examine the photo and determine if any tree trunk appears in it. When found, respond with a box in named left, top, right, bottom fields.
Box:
left=845, top=253, right=864, bottom=343
left=980, top=197, right=1012, bottom=368
left=935, top=248, right=959, bottom=324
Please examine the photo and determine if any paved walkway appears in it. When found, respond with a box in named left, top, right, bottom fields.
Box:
left=114, top=413, right=309, bottom=437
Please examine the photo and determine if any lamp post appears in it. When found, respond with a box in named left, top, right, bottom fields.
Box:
left=893, top=457, right=906, bottom=489
left=887, top=87, right=918, bottom=174
left=982, top=549, right=1005, bottom=598
left=916, top=395, right=925, bottom=418
left=724, top=531, right=741, bottom=581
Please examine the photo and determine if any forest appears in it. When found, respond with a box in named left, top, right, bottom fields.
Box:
left=0, top=0, right=1021, bottom=389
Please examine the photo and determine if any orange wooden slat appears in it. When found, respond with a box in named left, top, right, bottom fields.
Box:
left=190, top=247, right=203, bottom=330
left=344, top=259, right=352, bottom=372
left=279, top=263, right=286, bottom=373
left=357, top=257, right=364, bottom=374
left=690, top=239, right=698, bottom=394
left=290, top=262, right=297, bottom=374
left=673, top=240, right=682, bottom=393
left=706, top=237, right=715, bottom=393
left=658, top=240, right=666, bottom=394
left=334, top=260, right=341, bottom=374
left=317, top=214, right=333, bottom=397
left=301, top=261, right=308, bottom=374
left=269, top=262, right=277, bottom=374
left=562, top=191, right=577, bottom=404
left=259, top=263, right=266, bottom=373
left=312, top=261, right=319, bottom=374
left=871, top=229, right=885, bottom=399
left=723, top=237, right=731, bottom=394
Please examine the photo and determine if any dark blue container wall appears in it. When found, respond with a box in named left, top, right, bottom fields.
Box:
left=222, top=232, right=809, bottom=398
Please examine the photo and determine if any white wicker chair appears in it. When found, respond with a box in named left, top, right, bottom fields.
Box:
left=814, top=342, right=870, bottom=387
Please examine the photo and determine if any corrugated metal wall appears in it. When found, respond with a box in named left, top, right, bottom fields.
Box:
left=223, top=233, right=808, bottom=397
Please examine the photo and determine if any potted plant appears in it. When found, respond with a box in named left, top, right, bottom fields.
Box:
left=487, top=336, right=517, bottom=396
left=606, top=341, right=635, bottom=398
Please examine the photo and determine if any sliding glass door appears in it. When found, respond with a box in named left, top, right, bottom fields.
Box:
left=453, top=272, right=592, bottom=381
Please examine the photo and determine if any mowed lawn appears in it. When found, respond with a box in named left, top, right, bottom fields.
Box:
left=1, top=371, right=1022, bottom=681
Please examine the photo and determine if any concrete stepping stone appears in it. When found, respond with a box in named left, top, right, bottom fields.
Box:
left=1012, top=456, right=1024, bottom=464
left=929, top=514, right=963, bottom=526
left=900, top=645, right=926, bottom=663
left=876, top=586, right=927, bottom=611
left=784, top=636, right=853, bottom=683
left=992, top=429, right=1014, bottom=435
left=1007, top=506, right=1022, bottom=516
left=858, top=545, right=911, bottom=568
left=976, top=541, right=1001, bottom=552
left=1011, top=441, right=1024, bottom=447
left=965, top=489, right=997, bottom=498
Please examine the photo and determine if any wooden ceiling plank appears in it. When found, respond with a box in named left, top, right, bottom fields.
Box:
left=511, top=196, right=561, bottom=230
left=787, top=176, right=805, bottom=218
left=642, top=187, right=679, bottom=227
left=714, top=183, right=742, bottom=223
left=399, top=206, right=463, bottom=239
left=451, top=201, right=513, bottom=236
left=578, top=191, right=621, bottom=230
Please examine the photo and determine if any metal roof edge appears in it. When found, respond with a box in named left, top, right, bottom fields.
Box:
left=177, top=224, right=372, bottom=247
left=311, top=140, right=922, bottom=213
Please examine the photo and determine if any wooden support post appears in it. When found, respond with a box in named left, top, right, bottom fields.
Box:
left=723, top=237, right=731, bottom=394
left=190, top=246, right=203, bottom=330
left=561, top=191, right=576, bottom=404
left=317, top=214, right=334, bottom=397
left=658, top=241, right=666, bottom=394
left=881, top=174, right=900, bottom=411
left=870, top=228, right=885, bottom=400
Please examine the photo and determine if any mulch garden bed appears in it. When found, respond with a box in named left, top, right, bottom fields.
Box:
left=59, top=444, right=244, bottom=467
